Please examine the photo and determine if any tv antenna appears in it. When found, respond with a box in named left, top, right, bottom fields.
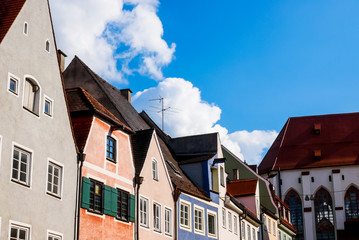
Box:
left=149, top=96, right=171, bottom=131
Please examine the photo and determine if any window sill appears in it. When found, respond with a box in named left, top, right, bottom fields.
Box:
left=8, top=89, right=18, bottom=95
left=11, top=179, right=30, bottom=188
left=23, top=107, right=39, bottom=117
left=154, top=229, right=162, bottom=234
left=115, top=217, right=129, bottom=223
left=46, top=191, right=62, bottom=199
left=106, top=158, right=116, bottom=164
left=87, top=209, right=104, bottom=216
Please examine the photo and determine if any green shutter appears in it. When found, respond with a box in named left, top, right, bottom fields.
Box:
left=129, top=194, right=135, bottom=222
left=111, top=187, right=118, bottom=217
left=103, top=185, right=113, bottom=216
left=81, top=177, right=91, bottom=209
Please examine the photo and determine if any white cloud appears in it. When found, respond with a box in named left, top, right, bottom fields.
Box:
left=133, top=78, right=277, bottom=164
left=49, top=0, right=175, bottom=82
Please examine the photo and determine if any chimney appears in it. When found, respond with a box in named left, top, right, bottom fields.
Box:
left=57, top=49, right=67, bottom=73
left=120, top=89, right=132, bottom=103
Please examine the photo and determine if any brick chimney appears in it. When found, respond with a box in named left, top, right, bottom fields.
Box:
left=57, top=49, right=67, bottom=73
left=120, top=89, right=132, bottom=103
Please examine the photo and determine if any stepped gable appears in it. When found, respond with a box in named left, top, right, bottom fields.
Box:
left=0, top=0, right=26, bottom=43
left=63, top=56, right=150, bottom=131
left=259, top=112, right=359, bottom=174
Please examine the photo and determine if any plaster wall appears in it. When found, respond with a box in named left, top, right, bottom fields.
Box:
left=0, top=0, right=78, bottom=238
left=241, top=218, right=260, bottom=240
left=79, top=117, right=134, bottom=240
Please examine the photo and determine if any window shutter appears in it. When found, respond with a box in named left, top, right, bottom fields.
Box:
left=81, top=177, right=91, bottom=209
left=103, top=185, right=113, bottom=216
left=111, top=187, right=118, bottom=217
left=129, top=194, right=135, bottom=222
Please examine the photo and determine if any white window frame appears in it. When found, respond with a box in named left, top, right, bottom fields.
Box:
left=47, top=230, right=63, bottom=240
left=252, top=228, right=256, bottom=240
left=222, top=208, right=226, bottom=228
left=43, top=95, right=54, bottom=118
left=273, top=221, right=276, bottom=236
left=194, top=205, right=205, bottom=235
left=220, top=166, right=225, bottom=187
left=8, top=73, right=20, bottom=96
left=152, top=158, right=158, bottom=181
left=164, top=207, right=172, bottom=236
left=22, top=76, right=41, bottom=117
left=11, top=144, right=33, bottom=187
left=153, top=201, right=161, bottom=233
left=46, top=159, right=64, bottom=199
left=140, top=196, right=149, bottom=228
left=9, top=220, right=31, bottom=240
left=228, top=211, right=232, bottom=232
left=207, top=209, right=217, bottom=238
left=247, top=224, right=251, bottom=240
left=23, top=22, right=28, bottom=35
left=45, top=40, right=50, bottom=53
left=268, top=217, right=271, bottom=233
left=241, top=221, right=245, bottom=239
left=179, top=199, right=191, bottom=231
left=234, top=215, right=238, bottom=235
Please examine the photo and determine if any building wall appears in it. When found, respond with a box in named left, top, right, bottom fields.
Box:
left=262, top=213, right=278, bottom=240
left=0, top=0, right=78, bottom=239
left=138, top=133, right=175, bottom=240
left=79, top=117, right=134, bottom=240
left=271, top=165, right=359, bottom=240
left=240, top=218, right=260, bottom=240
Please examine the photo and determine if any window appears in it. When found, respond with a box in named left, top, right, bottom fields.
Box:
left=152, top=159, right=158, bottom=180
left=263, top=215, right=266, bottom=230
left=345, top=186, right=359, bottom=220
left=222, top=208, right=226, bottom=228
left=140, top=197, right=149, bottom=227
left=153, top=203, right=161, bottom=232
left=89, top=179, right=103, bottom=213
left=252, top=228, right=256, bottom=240
left=165, top=208, right=172, bottom=236
left=247, top=224, right=251, bottom=240
left=117, top=189, right=129, bottom=221
left=273, top=221, right=276, bottom=236
left=23, top=78, right=40, bottom=115
left=241, top=222, right=245, bottom=239
left=48, top=233, right=61, bottom=240
left=220, top=166, right=225, bottom=186
left=207, top=211, right=217, bottom=237
left=268, top=218, right=271, bottom=233
left=314, top=188, right=335, bottom=240
left=279, top=231, right=282, bottom=240
left=228, top=212, right=232, bottom=232
left=23, top=22, right=28, bottom=35
left=45, top=40, right=50, bottom=52
left=180, top=201, right=190, bottom=228
left=233, top=215, right=237, bottom=234
left=10, top=224, right=30, bottom=240
left=194, top=207, right=204, bottom=233
left=106, top=136, right=116, bottom=162
left=44, top=97, right=53, bottom=117
left=285, top=189, right=304, bottom=240
left=12, top=147, right=31, bottom=186
left=8, top=74, right=19, bottom=95
left=47, top=161, right=62, bottom=197
left=233, top=168, right=239, bottom=180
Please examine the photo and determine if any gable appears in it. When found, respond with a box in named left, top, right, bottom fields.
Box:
left=0, top=0, right=26, bottom=44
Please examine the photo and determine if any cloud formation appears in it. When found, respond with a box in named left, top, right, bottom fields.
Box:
left=133, top=78, right=277, bottom=164
left=49, top=0, right=175, bottom=82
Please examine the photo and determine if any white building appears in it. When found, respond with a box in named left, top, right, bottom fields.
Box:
left=259, top=113, right=359, bottom=240
left=0, top=0, right=78, bottom=239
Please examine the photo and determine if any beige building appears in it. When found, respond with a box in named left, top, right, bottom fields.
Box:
left=0, top=0, right=78, bottom=239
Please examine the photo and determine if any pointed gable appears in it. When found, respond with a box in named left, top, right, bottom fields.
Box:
left=131, top=129, right=155, bottom=175
left=0, top=0, right=26, bottom=43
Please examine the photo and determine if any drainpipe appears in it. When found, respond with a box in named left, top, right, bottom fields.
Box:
left=135, top=174, right=144, bottom=240
left=260, top=211, right=264, bottom=240
left=238, top=210, right=247, bottom=240
left=75, top=152, right=86, bottom=240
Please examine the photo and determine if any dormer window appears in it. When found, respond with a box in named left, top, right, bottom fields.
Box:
left=313, top=150, right=321, bottom=161
left=24, top=22, right=28, bottom=35
left=45, top=40, right=50, bottom=52
left=23, top=78, right=40, bottom=115
left=314, top=123, right=321, bottom=135
left=152, top=158, right=158, bottom=181
left=233, top=169, right=239, bottom=180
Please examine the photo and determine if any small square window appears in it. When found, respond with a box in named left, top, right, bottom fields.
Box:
left=10, top=224, right=30, bottom=240
left=12, top=147, right=31, bottom=186
left=47, top=161, right=62, bottom=198
left=8, top=75, right=19, bottom=95
left=44, top=97, right=53, bottom=117
left=106, top=136, right=116, bottom=162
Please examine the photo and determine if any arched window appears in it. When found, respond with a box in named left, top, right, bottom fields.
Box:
left=23, top=78, right=40, bottom=115
left=314, top=188, right=335, bottom=240
left=345, top=186, right=359, bottom=220
left=45, top=40, right=50, bottom=52
left=284, top=189, right=304, bottom=240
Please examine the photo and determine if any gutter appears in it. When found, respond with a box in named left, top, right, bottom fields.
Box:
left=75, top=152, right=86, bottom=240
left=135, top=174, right=143, bottom=240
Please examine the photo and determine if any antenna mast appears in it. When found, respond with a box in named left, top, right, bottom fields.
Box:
left=150, top=96, right=170, bottom=131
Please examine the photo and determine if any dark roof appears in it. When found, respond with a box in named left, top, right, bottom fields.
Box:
left=0, top=0, right=26, bottom=44
left=131, top=129, right=155, bottom=175
left=227, top=179, right=258, bottom=197
left=63, top=56, right=150, bottom=131
left=170, top=133, right=219, bottom=156
left=259, top=112, right=359, bottom=174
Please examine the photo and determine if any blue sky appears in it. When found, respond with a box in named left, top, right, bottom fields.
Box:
left=51, top=0, right=359, bottom=163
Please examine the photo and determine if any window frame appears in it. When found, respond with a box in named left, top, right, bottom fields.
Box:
left=152, top=158, right=158, bottom=181
left=220, top=166, right=225, bottom=187
left=140, top=196, right=149, bottom=228
left=179, top=199, right=191, bottom=230
left=164, top=207, right=172, bottom=236
left=194, top=205, right=205, bottom=235
left=228, top=211, right=232, bottom=232
left=46, top=159, right=63, bottom=199
left=207, top=210, right=217, bottom=238
left=43, top=95, right=54, bottom=118
left=153, top=202, right=161, bottom=232
left=89, top=179, right=104, bottom=214
left=247, top=224, right=251, bottom=240
left=106, top=136, right=116, bottom=163
left=233, top=215, right=238, bottom=235
left=222, top=208, right=226, bottom=228
left=23, top=22, right=28, bottom=35
left=8, top=73, right=20, bottom=96
left=47, top=230, right=63, bottom=240
left=117, top=188, right=129, bottom=222
left=45, top=40, right=50, bottom=53
left=22, top=76, right=41, bottom=117
left=9, top=221, right=31, bottom=240
left=11, top=145, right=32, bottom=187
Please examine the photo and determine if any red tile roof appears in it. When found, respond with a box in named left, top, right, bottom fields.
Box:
left=0, top=0, right=26, bottom=44
left=259, top=112, right=359, bottom=174
left=227, top=178, right=258, bottom=197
